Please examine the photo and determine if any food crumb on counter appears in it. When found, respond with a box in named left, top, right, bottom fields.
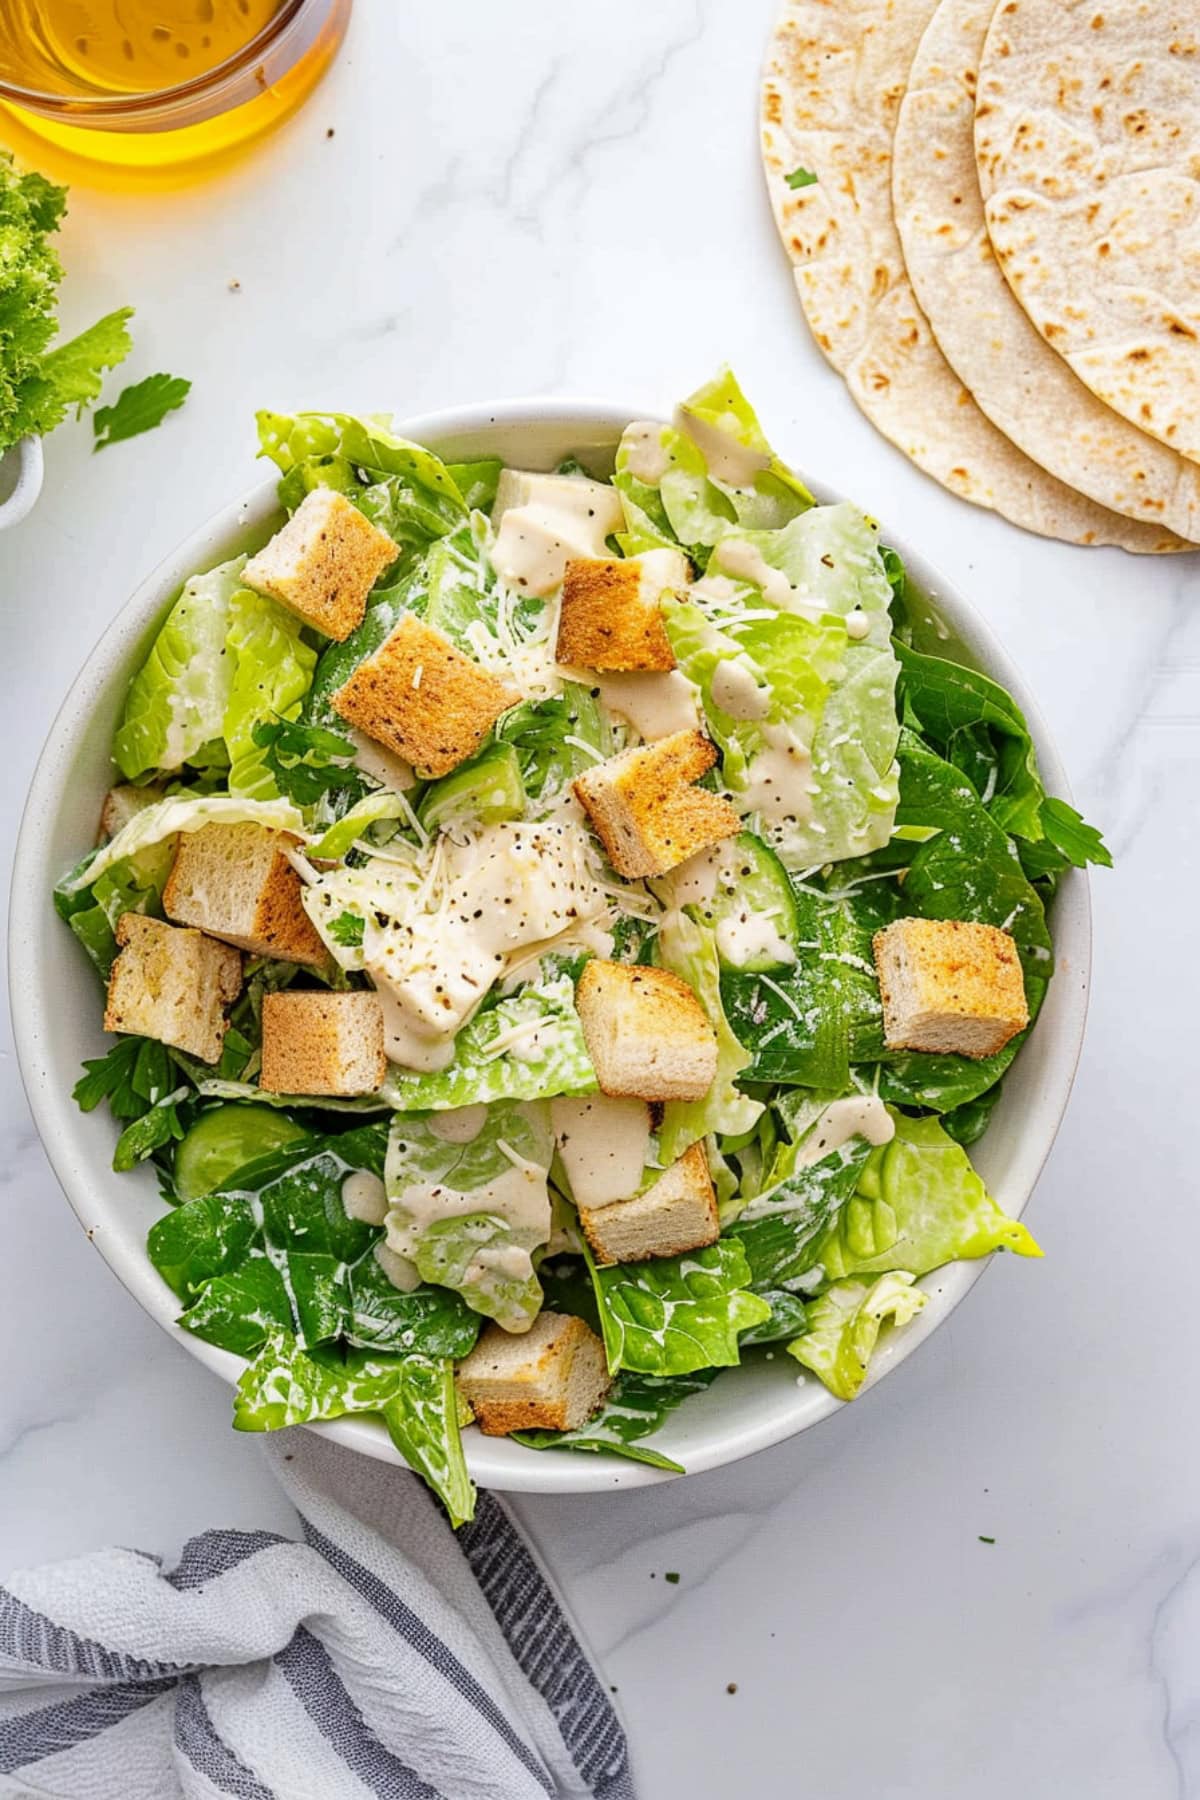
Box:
left=664, top=1571, right=680, bottom=1585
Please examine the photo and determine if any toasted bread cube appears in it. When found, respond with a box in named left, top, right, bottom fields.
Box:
left=331, top=615, right=518, bottom=778
left=104, top=913, right=242, bottom=1065
left=575, top=960, right=717, bottom=1101
left=579, top=1141, right=719, bottom=1266
left=455, top=1313, right=611, bottom=1436
left=163, top=824, right=327, bottom=968
left=556, top=549, right=687, bottom=671
left=242, top=488, right=398, bottom=642
left=99, top=784, right=161, bottom=843
left=573, top=730, right=739, bottom=877
left=260, top=991, right=387, bottom=1096
left=872, top=918, right=1029, bottom=1061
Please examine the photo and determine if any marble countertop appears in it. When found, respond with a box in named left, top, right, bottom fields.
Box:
left=2, top=5, right=1197, bottom=1794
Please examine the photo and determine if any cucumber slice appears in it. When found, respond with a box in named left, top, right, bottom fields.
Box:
left=418, top=741, right=525, bottom=833
left=685, top=832, right=799, bottom=973
left=173, top=1105, right=308, bottom=1203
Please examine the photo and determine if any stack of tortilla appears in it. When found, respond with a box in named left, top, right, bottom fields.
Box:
left=761, top=0, right=1200, bottom=552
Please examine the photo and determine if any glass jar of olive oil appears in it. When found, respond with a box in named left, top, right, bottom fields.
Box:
left=0, top=0, right=350, bottom=167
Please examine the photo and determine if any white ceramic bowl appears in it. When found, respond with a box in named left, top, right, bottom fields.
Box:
left=0, top=437, right=45, bottom=531
left=10, top=399, right=1091, bottom=1492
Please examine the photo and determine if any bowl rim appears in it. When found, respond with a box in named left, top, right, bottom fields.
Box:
left=9, top=395, right=1091, bottom=1494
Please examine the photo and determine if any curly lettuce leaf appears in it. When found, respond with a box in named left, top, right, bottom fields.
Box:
left=656, top=911, right=763, bottom=1163
left=234, top=1328, right=474, bottom=1527
left=788, top=1272, right=927, bottom=1401
left=589, top=1239, right=771, bottom=1376
left=380, top=977, right=596, bottom=1113
left=113, top=558, right=245, bottom=780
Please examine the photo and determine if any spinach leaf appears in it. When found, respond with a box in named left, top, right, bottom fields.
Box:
left=589, top=1240, right=770, bottom=1377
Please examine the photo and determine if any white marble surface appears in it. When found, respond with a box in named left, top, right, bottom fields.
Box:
left=1, top=5, right=1198, bottom=1795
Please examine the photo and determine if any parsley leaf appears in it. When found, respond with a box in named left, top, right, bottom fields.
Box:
left=786, top=166, right=818, bottom=189
left=328, top=911, right=364, bottom=948
left=74, top=1036, right=176, bottom=1119
left=93, top=372, right=191, bottom=451
left=251, top=719, right=362, bottom=806
left=112, top=1087, right=189, bottom=1171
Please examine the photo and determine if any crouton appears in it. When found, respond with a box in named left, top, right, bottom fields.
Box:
left=331, top=615, right=518, bottom=778
left=260, top=990, right=387, bottom=1097
left=163, top=824, right=327, bottom=968
left=573, top=730, right=739, bottom=878
left=98, top=784, right=161, bottom=843
left=872, top=918, right=1029, bottom=1061
left=104, top=913, right=242, bottom=1065
left=579, top=1142, right=719, bottom=1266
left=242, top=487, right=398, bottom=642
left=575, top=960, right=717, bottom=1101
left=556, top=549, right=687, bottom=671
left=455, top=1313, right=611, bottom=1436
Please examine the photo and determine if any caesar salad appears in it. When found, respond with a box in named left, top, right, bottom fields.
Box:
left=55, top=371, right=1109, bottom=1524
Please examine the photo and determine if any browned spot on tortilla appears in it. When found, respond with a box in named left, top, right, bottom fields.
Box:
left=764, top=91, right=782, bottom=125
left=1126, top=348, right=1151, bottom=361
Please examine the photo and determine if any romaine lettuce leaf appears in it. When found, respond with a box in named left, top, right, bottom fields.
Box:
left=656, top=911, right=763, bottom=1163
left=380, top=977, right=596, bottom=1112
left=728, top=1130, right=876, bottom=1291
left=223, top=588, right=317, bottom=798
left=514, top=1368, right=719, bottom=1472
left=589, top=1239, right=771, bottom=1376
left=113, top=559, right=245, bottom=780
left=62, top=793, right=304, bottom=895
left=788, top=1272, right=927, bottom=1400
left=809, top=1112, right=1041, bottom=1281
left=55, top=835, right=175, bottom=976
left=384, top=1102, right=552, bottom=1330
left=255, top=411, right=470, bottom=559
left=234, top=1328, right=474, bottom=1526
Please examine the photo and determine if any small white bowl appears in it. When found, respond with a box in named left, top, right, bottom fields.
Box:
left=0, top=437, right=44, bottom=531
left=9, top=399, right=1091, bottom=1493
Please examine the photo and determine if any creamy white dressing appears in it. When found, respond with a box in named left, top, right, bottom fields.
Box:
left=623, top=420, right=672, bottom=485
left=374, top=1240, right=422, bottom=1292
left=592, top=670, right=701, bottom=741
left=348, top=728, right=416, bottom=792
left=743, top=722, right=814, bottom=824
left=489, top=470, right=624, bottom=598
left=715, top=911, right=796, bottom=969
left=341, top=1169, right=389, bottom=1226
left=845, top=608, right=871, bottom=641
left=689, top=573, right=741, bottom=606
left=428, top=1103, right=489, bottom=1144
left=792, top=1096, right=895, bottom=1170
left=710, top=657, right=770, bottom=721
left=714, top=537, right=793, bottom=608
left=385, top=1164, right=551, bottom=1260
left=550, top=1096, right=653, bottom=1211
left=664, top=845, right=726, bottom=911
left=675, top=407, right=771, bottom=488
left=366, top=821, right=606, bottom=1070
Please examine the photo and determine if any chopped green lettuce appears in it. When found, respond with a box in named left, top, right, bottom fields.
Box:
left=380, top=977, right=596, bottom=1112
left=62, top=793, right=304, bottom=895
left=223, top=587, right=317, bottom=797
left=514, top=1368, right=719, bottom=1472
left=589, top=1240, right=771, bottom=1376
left=809, top=1112, right=1041, bottom=1281
left=384, top=1102, right=552, bottom=1330
left=114, top=559, right=246, bottom=780
left=657, top=911, right=762, bottom=1163
left=234, top=1327, right=474, bottom=1526
left=789, top=1272, right=927, bottom=1400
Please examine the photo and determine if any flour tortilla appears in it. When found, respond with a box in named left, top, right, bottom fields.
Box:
left=894, top=0, right=1200, bottom=540
left=975, top=0, right=1200, bottom=464
left=760, top=0, right=1184, bottom=551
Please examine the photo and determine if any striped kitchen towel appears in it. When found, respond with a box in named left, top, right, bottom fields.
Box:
left=0, top=1432, right=634, bottom=1799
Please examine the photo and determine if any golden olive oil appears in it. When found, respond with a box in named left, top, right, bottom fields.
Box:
left=0, top=1, right=287, bottom=97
